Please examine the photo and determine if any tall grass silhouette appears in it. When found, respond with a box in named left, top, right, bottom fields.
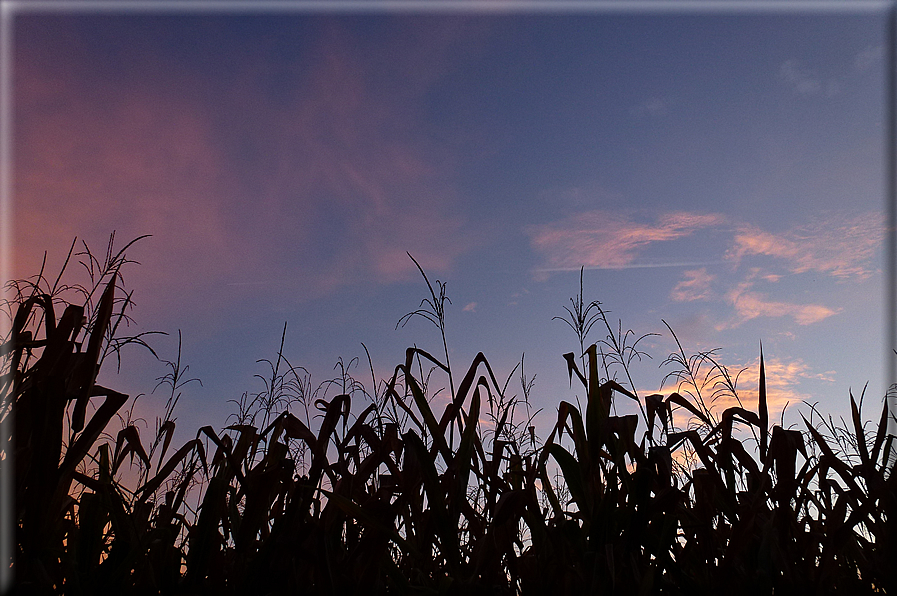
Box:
left=3, top=234, right=896, bottom=594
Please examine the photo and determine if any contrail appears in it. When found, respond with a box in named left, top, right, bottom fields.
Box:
left=534, top=259, right=727, bottom=273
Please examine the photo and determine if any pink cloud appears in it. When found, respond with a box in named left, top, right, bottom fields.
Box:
left=14, top=55, right=239, bottom=319
left=778, top=58, right=823, bottom=95
left=660, top=354, right=832, bottom=428
left=725, top=212, right=883, bottom=280
left=209, top=21, right=480, bottom=284
left=13, top=18, right=482, bottom=329
left=528, top=210, right=725, bottom=273
left=670, top=268, right=714, bottom=302
left=719, top=355, right=835, bottom=416
left=720, top=282, right=840, bottom=328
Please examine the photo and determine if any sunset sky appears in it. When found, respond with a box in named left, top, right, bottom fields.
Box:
left=6, top=3, right=892, bottom=445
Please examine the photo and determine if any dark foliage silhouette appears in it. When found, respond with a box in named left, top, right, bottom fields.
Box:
left=3, top=236, right=896, bottom=594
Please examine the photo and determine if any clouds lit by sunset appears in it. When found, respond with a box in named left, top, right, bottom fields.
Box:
left=8, top=6, right=890, bottom=439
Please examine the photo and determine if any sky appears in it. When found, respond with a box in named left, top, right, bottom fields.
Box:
left=5, top=2, right=893, bottom=450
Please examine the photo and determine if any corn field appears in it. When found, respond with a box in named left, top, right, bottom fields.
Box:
left=3, top=235, right=896, bottom=594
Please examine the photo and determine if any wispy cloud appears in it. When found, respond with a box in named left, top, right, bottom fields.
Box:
left=779, top=58, right=821, bottom=95
left=14, top=53, right=236, bottom=309
left=717, top=355, right=832, bottom=418
left=631, top=97, right=668, bottom=118
left=463, top=302, right=477, bottom=313
left=670, top=268, right=714, bottom=302
left=660, top=353, right=829, bottom=425
left=216, top=21, right=481, bottom=286
left=855, top=44, right=884, bottom=72
left=725, top=212, right=883, bottom=280
left=720, top=281, right=840, bottom=328
left=528, top=210, right=725, bottom=275
left=530, top=204, right=878, bottom=329
left=14, top=18, right=484, bottom=325
left=778, top=58, right=838, bottom=96
left=739, top=355, right=834, bottom=415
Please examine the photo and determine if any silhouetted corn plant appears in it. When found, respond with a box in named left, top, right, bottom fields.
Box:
left=7, top=240, right=897, bottom=595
